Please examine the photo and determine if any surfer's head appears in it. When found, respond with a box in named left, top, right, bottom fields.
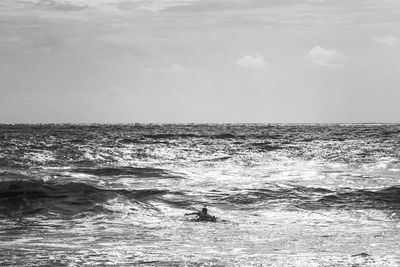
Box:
left=202, top=207, right=207, bottom=214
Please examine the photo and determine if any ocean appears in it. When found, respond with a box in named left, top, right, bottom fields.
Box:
left=0, top=124, right=399, bottom=266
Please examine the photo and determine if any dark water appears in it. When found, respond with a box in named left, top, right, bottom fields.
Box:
left=1, top=124, right=400, bottom=266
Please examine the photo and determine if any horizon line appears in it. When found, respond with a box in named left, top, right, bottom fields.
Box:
left=1, top=122, right=399, bottom=125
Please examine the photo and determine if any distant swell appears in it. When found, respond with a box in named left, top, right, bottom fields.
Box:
left=141, top=133, right=239, bottom=140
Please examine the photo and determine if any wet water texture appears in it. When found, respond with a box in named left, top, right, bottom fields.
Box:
left=0, top=124, right=400, bottom=266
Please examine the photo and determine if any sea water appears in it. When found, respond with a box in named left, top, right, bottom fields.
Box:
left=0, top=124, right=399, bottom=266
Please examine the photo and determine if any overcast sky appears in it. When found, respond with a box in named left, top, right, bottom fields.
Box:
left=1, top=0, right=399, bottom=123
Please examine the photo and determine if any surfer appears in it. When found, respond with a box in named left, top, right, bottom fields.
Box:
left=185, top=207, right=216, bottom=222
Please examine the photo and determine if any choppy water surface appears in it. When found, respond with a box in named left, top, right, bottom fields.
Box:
left=1, top=124, right=400, bottom=266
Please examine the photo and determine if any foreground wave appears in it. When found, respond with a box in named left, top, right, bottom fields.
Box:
left=1, top=179, right=399, bottom=218
left=0, top=180, right=170, bottom=217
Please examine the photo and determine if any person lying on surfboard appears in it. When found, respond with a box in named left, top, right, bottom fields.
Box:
left=185, top=207, right=216, bottom=222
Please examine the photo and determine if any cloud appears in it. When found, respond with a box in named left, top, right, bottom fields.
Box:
left=135, top=0, right=200, bottom=12
left=21, top=0, right=202, bottom=13
left=236, top=54, right=268, bottom=69
left=144, top=63, right=186, bottom=75
left=22, top=0, right=89, bottom=11
left=165, top=63, right=186, bottom=73
left=372, top=35, right=399, bottom=47
left=308, top=46, right=342, bottom=67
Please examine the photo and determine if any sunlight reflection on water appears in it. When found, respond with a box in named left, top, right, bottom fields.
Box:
left=1, top=124, right=400, bottom=266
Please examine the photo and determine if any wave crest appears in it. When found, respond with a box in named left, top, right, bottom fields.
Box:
left=70, top=167, right=184, bottom=179
left=0, top=180, right=170, bottom=218
left=208, top=186, right=400, bottom=211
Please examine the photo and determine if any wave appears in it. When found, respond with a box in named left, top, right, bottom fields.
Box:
left=140, top=133, right=240, bottom=140
left=195, top=156, right=231, bottom=162
left=70, top=166, right=184, bottom=179
left=118, top=138, right=144, bottom=144
left=0, top=180, right=171, bottom=218
left=0, top=157, right=28, bottom=169
left=1, top=178, right=399, bottom=219
left=207, top=186, right=400, bottom=211
left=212, top=133, right=237, bottom=139
left=316, top=186, right=400, bottom=209
left=133, top=132, right=245, bottom=140
left=250, top=142, right=282, bottom=151
left=143, top=133, right=199, bottom=139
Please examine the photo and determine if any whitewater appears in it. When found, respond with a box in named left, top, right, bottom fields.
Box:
left=0, top=124, right=399, bottom=266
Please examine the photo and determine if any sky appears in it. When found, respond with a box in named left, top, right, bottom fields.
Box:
left=0, top=0, right=399, bottom=123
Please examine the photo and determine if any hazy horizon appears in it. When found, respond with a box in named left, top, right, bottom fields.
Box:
left=1, top=0, right=400, bottom=123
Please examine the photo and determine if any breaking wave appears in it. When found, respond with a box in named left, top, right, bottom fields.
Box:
left=2, top=178, right=399, bottom=219
left=70, top=166, right=184, bottom=178
left=0, top=180, right=171, bottom=218
left=207, top=186, right=400, bottom=211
